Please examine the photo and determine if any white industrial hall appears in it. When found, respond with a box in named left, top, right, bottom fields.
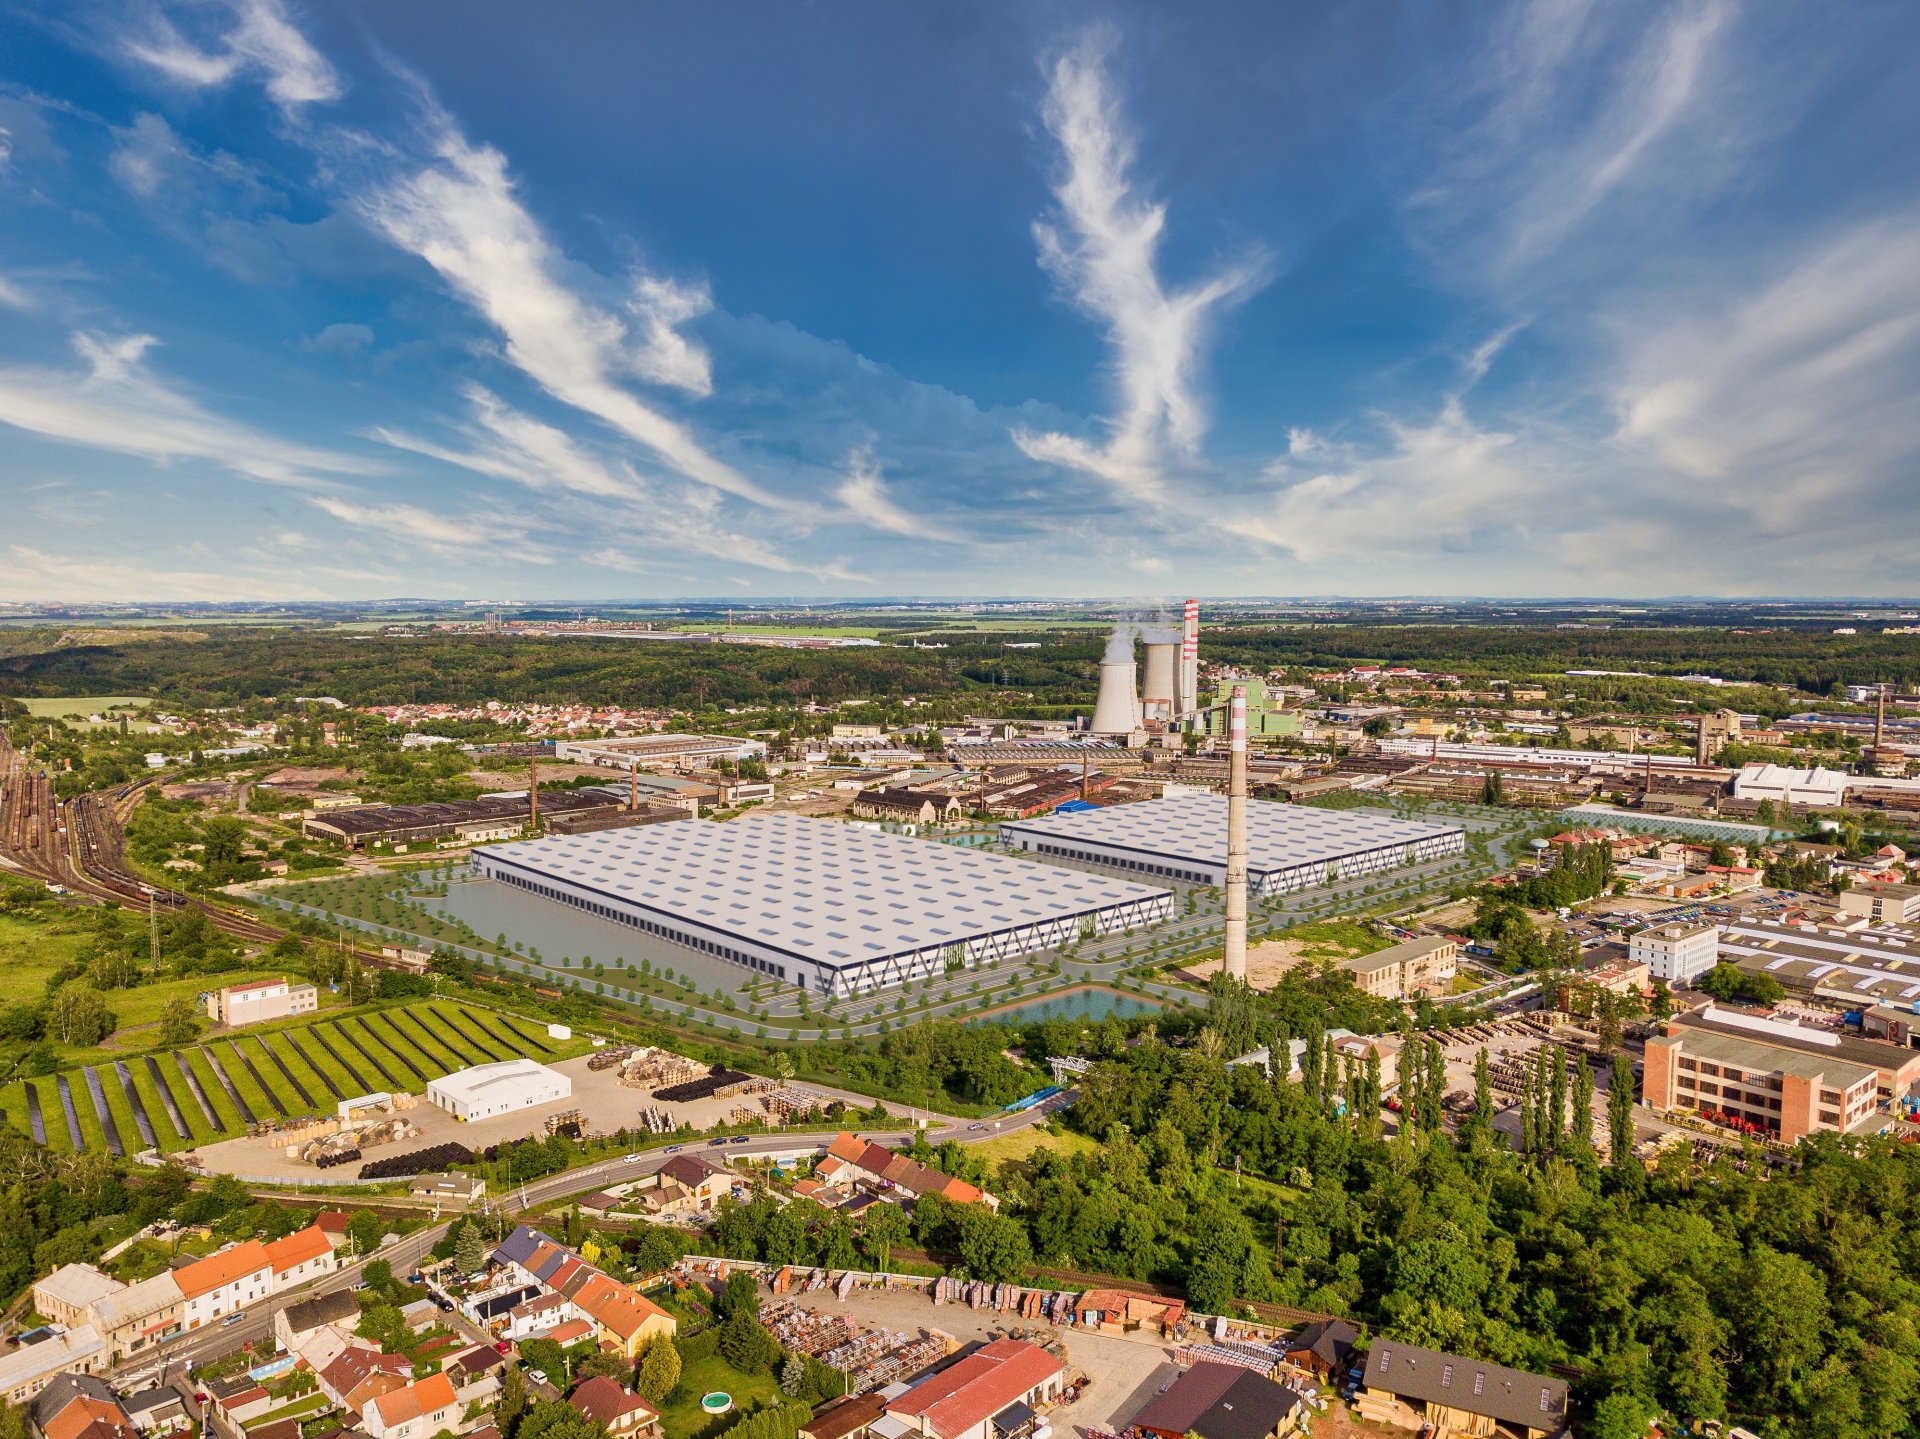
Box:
left=469, top=815, right=1172, bottom=996
left=999, top=791, right=1466, bottom=896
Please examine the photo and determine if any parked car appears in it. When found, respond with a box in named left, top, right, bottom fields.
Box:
left=729, top=1135, right=750, bottom=1144
left=528, top=1369, right=549, bottom=1387
left=664, top=1144, right=682, bottom=1153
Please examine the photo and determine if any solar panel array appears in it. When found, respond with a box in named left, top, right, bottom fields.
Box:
left=472, top=814, right=1169, bottom=969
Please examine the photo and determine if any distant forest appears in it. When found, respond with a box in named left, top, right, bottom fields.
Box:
left=0, top=622, right=1914, bottom=711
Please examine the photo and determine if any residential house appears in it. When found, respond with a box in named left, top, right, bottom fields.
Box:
left=266, top=1226, right=340, bottom=1290
left=505, top=1292, right=580, bottom=1341
left=566, top=1378, right=661, bottom=1439
left=363, top=1375, right=461, bottom=1439
left=276, top=1290, right=362, bottom=1355
left=29, top=1375, right=130, bottom=1439
left=292, top=1324, right=365, bottom=1376
left=654, top=1155, right=731, bottom=1213
left=317, top=1347, right=413, bottom=1417
left=87, top=1273, right=185, bottom=1362
left=119, top=1388, right=190, bottom=1437
left=0, top=1325, right=107, bottom=1403
left=567, top=1273, right=676, bottom=1359
left=1130, top=1365, right=1308, bottom=1439
left=201, top=1378, right=274, bottom=1429
left=31, top=1267, right=122, bottom=1329
left=1283, top=1319, right=1361, bottom=1382
left=445, top=1347, right=506, bottom=1407
left=1356, top=1342, right=1569, bottom=1439
left=174, top=1242, right=274, bottom=1330
left=884, top=1339, right=1065, bottom=1439
left=818, top=1134, right=997, bottom=1211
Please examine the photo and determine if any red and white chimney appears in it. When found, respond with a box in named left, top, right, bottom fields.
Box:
left=1179, top=598, right=1200, bottom=717
left=1224, top=683, right=1248, bottom=982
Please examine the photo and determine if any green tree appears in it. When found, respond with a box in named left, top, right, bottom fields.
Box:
left=718, top=1311, right=780, bottom=1373
left=718, top=1270, right=761, bottom=1321
left=45, top=982, right=116, bottom=1045
left=780, top=1354, right=808, bottom=1397
left=1608, top=1054, right=1636, bottom=1165
left=859, top=1201, right=909, bottom=1272
left=516, top=1402, right=605, bottom=1439
left=958, top=1209, right=1032, bottom=1285
left=454, top=1219, right=487, bottom=1275
left=157, top=994, right=202, bottom=1047
left=634, top=1334, right=681, bottom=1404
left=346, top=1209, right=384, bottom=1256
left=518, top=1337, right=571, bottom=1386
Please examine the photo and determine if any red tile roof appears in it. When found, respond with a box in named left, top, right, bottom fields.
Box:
left=265, top=1225, right=332, bottom=1273
left=568, top=1377, right=659, bottom=1429
left=887, top=1340, right=1064, bottom=1439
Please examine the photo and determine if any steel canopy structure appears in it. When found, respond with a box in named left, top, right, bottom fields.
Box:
left=471, top=815, right=1171, bottom=997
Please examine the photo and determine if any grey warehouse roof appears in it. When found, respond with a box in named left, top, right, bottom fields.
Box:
left=473, top=814, right=1169, bottom=968
left=1001, top=791, right=1463, bottom=873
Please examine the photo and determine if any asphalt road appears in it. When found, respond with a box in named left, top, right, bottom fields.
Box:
left=105, top=1104, right=1064, bottom=1383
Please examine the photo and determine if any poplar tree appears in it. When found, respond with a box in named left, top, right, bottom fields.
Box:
left=1609, top=1053, right=1637, bottom=1166
left=1473, top=1047, right=1493, bottom=1132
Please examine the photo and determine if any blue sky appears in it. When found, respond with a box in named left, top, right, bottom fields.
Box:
left=1, top=0, right=1916, bottom=601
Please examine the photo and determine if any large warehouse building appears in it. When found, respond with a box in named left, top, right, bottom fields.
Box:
left=427, top=1059, right=572, bottom=1121
left=1000, top=791, right=1465, bottom=897
left=470, top=815, right=1171, bottom=996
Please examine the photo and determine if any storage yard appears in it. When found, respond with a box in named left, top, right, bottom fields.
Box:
left=1000, top=792, right=1466, bottom=896
left=470, top=814, right=1172, bottom=995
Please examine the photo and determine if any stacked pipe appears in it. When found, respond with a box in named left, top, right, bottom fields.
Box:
left=1224, top=683, right=1248, bottom=982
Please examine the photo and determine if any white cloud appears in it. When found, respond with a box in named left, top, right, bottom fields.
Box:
left=1612, top=217, right=1920, bottom=531
left=349, top=104, right=801, bottom=513
left=1012, top=31, right=1270, bottom=505
left=0, top=275, right=29, bottom=309
left=0, top=544, right=341, bottom=602
left=122, top=0, right=342, bottom=114
left=306, top=492, right=533, bottom=555
left=1407, top=0, right=1744, bottom=282
left=0, top=330, right=376, bottom=486
left=835, top=447, right=950, bottom=541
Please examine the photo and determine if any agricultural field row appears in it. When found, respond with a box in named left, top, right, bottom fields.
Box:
left=0, top=999, right=583, bottom=1156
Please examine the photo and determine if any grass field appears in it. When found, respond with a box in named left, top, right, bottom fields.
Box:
left=963, top=1125, right=1099, bottom=1168
left=659, top=1354, right=781, bottom=1439
left=0, top=997, right=591, bottom=1155
left=0, top=910, right=96, bottom=990
left=20, top=695, right=166, bottom=732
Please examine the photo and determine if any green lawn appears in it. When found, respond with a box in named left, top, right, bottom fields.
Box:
left=659, top=1356, right=782, bottom=1439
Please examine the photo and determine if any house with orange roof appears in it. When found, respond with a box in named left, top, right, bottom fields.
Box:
left=363, top=1374, right=461, bottom=1439
left=174, top=1242, right=273, bottom=1330
left=569, top=1272, right=676, bottom=1358
left=817, top=1133, right=997, bottom=1212
left=265, top=1225, right=339, bottom=1289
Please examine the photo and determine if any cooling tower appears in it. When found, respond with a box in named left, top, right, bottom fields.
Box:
left=1179, top=599, right=1200, bottom=717
left=1142, top=630, right=1180, bottom=722
left=1091, top=660, right=1142, bottom=735
left=1223, top=683, right=1249, bottom=982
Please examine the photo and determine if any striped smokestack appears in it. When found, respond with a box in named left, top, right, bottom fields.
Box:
left=1180, top=599, right=1200, bottom=717
left=1225, top=683, right=1248, bottom=982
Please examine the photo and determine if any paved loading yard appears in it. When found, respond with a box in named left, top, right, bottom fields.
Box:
left=777, top=1285, right=1381, bottom=1439
left=184, top=1053, right=919, bottom=1181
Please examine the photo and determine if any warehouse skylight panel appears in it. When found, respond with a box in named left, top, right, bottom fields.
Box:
left=471, top=814, right=1170, bottom=996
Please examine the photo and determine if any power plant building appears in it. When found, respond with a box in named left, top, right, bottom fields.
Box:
left=471, top=815, right=1171, bottom=996
left=1001, top=791, right=1466, bottom=896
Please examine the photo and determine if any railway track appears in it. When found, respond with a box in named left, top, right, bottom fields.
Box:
left=0, top=732, right=384, bottom=960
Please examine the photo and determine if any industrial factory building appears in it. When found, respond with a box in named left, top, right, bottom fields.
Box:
left=427, top=1059, right=572, bottom=1121
left=554, top=734, right=766, bottom=771
left=470, top=815, right=1171, bottom=996
left=1089, top=600, right=1203, bottom=739
left=1000, top=791, right=1465, bottom=896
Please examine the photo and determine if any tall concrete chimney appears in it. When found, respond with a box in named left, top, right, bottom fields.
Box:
left=1224, top=683, right=1249, bottom=982
left=1876, top=683, right=1888, bottom=751
left=529, top=751, right=540, bottom=832
left=1179, top=599, right=1200, bottom=718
